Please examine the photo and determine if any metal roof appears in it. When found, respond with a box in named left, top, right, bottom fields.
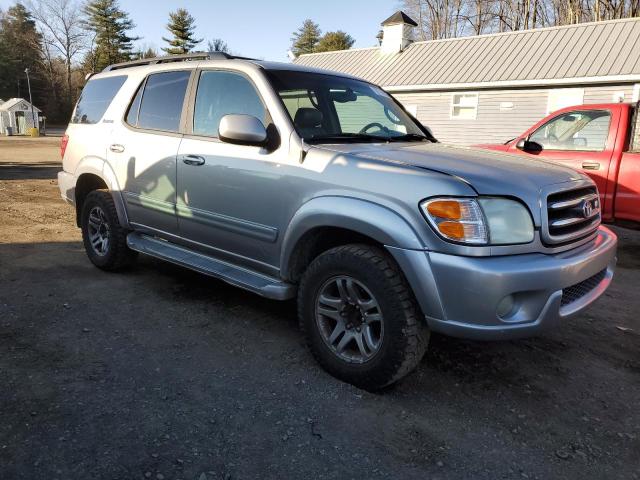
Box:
left=294, top=18, right=640, bottom=91
left=381, top=11, right=418, bottom=26
left=0, top=98, right=41, bottom=112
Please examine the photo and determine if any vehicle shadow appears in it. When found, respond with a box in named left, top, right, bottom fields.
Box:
left=1, top=238, right=639, bottom=479
left=0, top=162, right=61, bottom=180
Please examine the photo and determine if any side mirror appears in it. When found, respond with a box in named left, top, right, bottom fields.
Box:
left=218, top=114, right=267, bottom=147
left=515, top=138, right=542, bottom=153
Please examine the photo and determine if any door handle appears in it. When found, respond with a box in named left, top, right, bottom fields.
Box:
left=582, top=161, right=600, bottom=170
left=109, top=144, right=125, bottom=153
left=182, top=155, right=205, bottom=166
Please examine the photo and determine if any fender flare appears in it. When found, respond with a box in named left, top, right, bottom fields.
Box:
left=74, top=157, right=130, bottom=228
left=280, top=195, right=426, bottom=275
left=280, top=196, right=445, bottom=320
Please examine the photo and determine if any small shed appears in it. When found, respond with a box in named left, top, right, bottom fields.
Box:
left=0, top=98, right=42, bottom=135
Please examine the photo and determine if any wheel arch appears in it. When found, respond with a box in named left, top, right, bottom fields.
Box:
left=73, top=159, right=129, bottom=228
left=280, top=196, right=426, bottom=283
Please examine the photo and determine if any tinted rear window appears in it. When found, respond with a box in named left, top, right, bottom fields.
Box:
left=135, top=71, right=190, bottom=132
left=71, top=76, right=127, bottom=124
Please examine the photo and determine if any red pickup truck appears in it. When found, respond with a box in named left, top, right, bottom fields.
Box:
left=477, top=102, right=640, bottom=226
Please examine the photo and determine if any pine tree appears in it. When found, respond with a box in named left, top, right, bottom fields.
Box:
left=84, top=0, right=139, bottom=71
left=162, top=8, right=202, bottom=54
left=291, top=19, right=321, bottom=56
left=142, top=47, right=158, bottom=59
left=0, top=4, right=45, bottom=106
left=315, top=31, right=355, bottom=53
left=207, top=38, right=229, bottom=54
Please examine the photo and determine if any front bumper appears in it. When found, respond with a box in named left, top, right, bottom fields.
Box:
left=388, top=226, right=617, bottom=340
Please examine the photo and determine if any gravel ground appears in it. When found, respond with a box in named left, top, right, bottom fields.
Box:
left=1, top=138, right=639, bottom=480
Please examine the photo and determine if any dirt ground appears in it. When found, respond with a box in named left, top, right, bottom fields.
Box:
left=1, top=137, right=639, bottom=479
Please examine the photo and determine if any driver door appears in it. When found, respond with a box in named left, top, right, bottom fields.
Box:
left=509, top=108, right=617, bottom=207
left=176, top=69, right=290, bottom=272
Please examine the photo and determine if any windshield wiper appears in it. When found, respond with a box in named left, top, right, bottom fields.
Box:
left=305, top=133, right=389, bottom=144
left=387, top=133, right=430, bottom=142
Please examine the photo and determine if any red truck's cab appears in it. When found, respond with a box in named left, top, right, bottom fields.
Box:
left=476, top=103, right=640, bottom=226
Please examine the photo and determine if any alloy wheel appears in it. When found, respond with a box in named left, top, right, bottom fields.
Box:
left=315, top=275, right=384, bottom=363
left=87, top=206, right=110, bottom=256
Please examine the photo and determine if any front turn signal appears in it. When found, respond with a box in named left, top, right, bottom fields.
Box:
left=420, top=197, right=488, bottom=245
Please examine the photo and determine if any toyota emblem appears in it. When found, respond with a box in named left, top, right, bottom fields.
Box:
left=582, top=200, right=594, bottom=218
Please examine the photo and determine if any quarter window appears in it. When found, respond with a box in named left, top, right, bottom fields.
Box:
left=529, top=110, right=611, bottom=152
left=193, top=71, right=266, bottom=137
left=451, top=93, right=478, bottom=119
left=134, top=71, right=190, bottom=132
left=71, top=76, right=127, bottom=124
left=125, top=81, right=144, bottom=126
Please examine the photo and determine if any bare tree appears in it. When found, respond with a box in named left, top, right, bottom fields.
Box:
left=401, top=0, right=639, bottom=39
left=28, top=0, right=86, bottom=104
left=403, top=0, right=472, bottom=39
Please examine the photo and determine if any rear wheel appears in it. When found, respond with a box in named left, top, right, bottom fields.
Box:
left=298, top=244, right=429, bottom=391
left=80, top=190, right=137, bottom=271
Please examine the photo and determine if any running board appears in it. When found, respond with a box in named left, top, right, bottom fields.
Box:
left=126, top=233, right=296, bottom=300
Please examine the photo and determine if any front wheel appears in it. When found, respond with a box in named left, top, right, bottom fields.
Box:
left=298, top=244, right=429, bottom=391
left=80, top=190, right=137, bottom=271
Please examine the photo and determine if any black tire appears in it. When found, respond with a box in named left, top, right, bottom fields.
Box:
left=80, top=190, right=137, bottom=271
left=298, top=244, right=429, bottom=391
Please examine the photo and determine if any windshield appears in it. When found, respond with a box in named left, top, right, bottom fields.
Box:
left=265, top=69, right=430, bottom=143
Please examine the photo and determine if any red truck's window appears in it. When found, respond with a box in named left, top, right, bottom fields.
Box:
left=630, top=107, right=640, bottom=152
left=529, top=110, right=611, bottom=152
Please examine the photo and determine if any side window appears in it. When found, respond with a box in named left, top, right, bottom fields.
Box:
left=529, top=110, right=611, bottom=151
left=125, top=80, right=144, bottom=126
left=193, top=71, right=266, bottom=137
left=71, top=75, right=127, bottom=124
left=135, top=71, right=190, bottom=132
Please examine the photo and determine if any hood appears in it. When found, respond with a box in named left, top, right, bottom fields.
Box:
left=314, top=142, right=586, bottom=223
left=317, top=142, right=584, bottom=195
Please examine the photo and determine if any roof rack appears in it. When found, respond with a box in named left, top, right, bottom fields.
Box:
left=102, top=52, right=255, bottom=72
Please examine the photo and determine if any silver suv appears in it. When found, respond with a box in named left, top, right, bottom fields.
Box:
left=58, top=53, right=617, bottom=390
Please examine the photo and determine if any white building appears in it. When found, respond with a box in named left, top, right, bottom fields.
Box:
left=0, top=98, right=41, bottom=135
left=295, top=13, right=640, bottom=146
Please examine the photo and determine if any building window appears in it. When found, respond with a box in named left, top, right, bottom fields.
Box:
left=546, top=88, right=583, bottom=114
left=450, top=93, right=478, bottom=119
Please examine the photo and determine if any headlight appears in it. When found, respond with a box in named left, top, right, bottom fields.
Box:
left=420, top=197, right=533, bottom=245
left=478, top=198, right=534, bottom=245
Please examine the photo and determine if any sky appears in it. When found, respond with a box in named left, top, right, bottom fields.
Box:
left=1, top=0, right=399, bottom=62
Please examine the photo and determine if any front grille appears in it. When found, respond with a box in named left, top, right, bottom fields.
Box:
left=544, top=186, right=601, bottom=244
left=561, top=269, right=607, bottom=307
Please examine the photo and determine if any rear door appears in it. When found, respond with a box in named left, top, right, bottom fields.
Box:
left=508, top=107, right=617, bottom=209
left=108, top=70, right=191, bottom=236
